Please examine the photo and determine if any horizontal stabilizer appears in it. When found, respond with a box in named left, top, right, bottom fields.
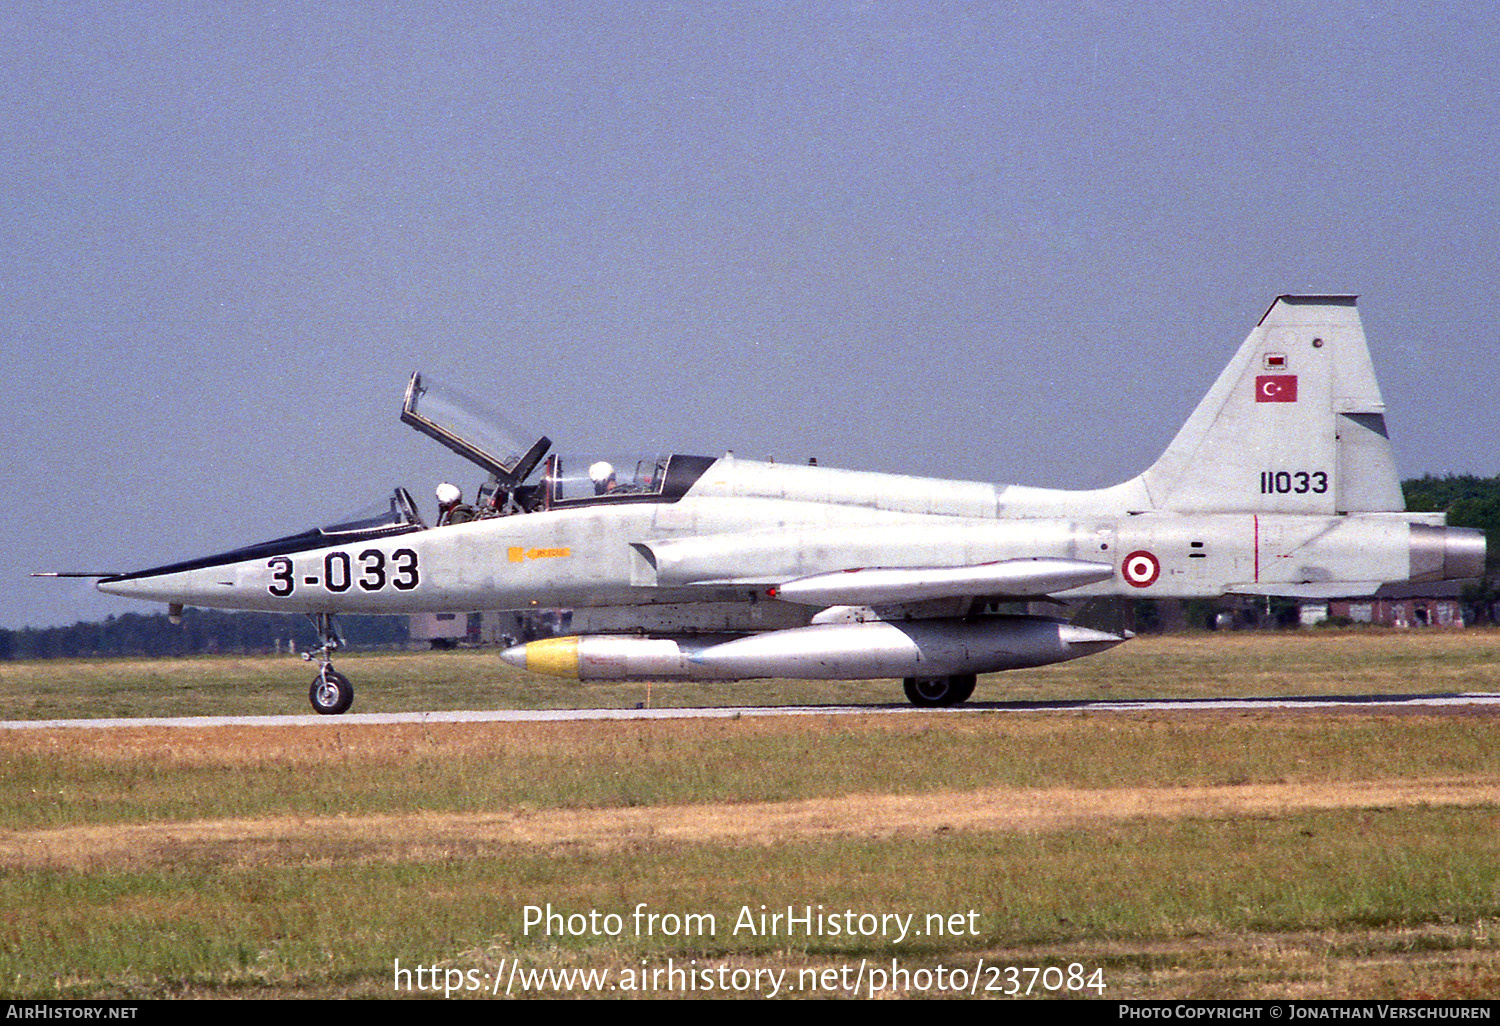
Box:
left=768, top=558, right=1114, bottom=607
left=1227, top=581, right=1386, bottom=599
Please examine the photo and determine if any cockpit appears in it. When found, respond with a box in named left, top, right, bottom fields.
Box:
left=400, top=372, right=714, bottom=522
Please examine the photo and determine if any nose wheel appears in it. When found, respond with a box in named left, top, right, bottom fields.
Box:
left=309, top=665, right=354, bottom=715
left=302, top=613, right=354, bottom=715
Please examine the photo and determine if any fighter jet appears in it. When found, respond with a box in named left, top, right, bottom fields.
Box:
left=58, top=296, right=1485, bottom=713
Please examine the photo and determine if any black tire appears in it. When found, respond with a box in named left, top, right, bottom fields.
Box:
left=902, top=674, right=975, bottom=707
left=949, top=674, right=977, bottom=704
left=310, top=668, right=354, bottom=715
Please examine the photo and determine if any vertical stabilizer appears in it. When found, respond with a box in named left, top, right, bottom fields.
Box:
left=1138, top=295, right=1404, bottom=514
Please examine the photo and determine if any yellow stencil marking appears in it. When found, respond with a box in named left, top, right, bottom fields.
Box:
left=509, top=546, right=571, bottom=562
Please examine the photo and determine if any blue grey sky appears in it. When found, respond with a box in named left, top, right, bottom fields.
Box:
left=6, top=1, right=1498, bottom=629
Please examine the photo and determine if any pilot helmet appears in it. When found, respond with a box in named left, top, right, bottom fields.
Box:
left=588, top=461, right=615, bottom=483
left=435, top=482, right=462, bottom=508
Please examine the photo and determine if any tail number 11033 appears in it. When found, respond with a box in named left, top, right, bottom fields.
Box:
left=1259, top=470, right=1328, bottom=495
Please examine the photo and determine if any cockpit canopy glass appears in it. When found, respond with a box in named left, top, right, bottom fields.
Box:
left=321, top=488, right=425, bottom=534
left=544, top=454, right=670, bottom=505
left=400, top=373, right=718, bottom=518
left=401, top=372, right=549, bottom=484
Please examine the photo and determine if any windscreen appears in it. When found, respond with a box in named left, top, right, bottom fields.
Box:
left=321, top=488, right=424, bottom=533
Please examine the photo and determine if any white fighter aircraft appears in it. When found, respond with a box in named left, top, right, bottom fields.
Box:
left=54, top=296, right=1485, bottom=713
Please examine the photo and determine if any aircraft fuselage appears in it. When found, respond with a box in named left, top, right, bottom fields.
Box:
left=97, top=457, right=1478, bottom=623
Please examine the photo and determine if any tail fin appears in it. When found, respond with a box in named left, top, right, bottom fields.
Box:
left=1138, top=295, right=1404, bottom=514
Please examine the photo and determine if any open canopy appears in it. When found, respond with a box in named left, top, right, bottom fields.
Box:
left=401, top=371, right=716, bottom=516
left=401, top=372, right=550, bottom=486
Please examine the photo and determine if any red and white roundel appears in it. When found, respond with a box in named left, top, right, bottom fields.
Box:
left=1121, top=550, right=1160, bottom=588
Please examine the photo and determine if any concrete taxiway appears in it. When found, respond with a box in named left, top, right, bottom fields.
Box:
left=3, top=692, right=1499, bottom=730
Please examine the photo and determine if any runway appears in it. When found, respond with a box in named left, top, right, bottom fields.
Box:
left=4, top=691, right=1499, bottom=730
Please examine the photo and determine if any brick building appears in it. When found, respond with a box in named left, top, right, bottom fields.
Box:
left=1327, top=581, right=1467, bottom=628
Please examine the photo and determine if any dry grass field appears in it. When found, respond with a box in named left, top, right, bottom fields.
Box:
left=2, top=628, right=1499, bottom=999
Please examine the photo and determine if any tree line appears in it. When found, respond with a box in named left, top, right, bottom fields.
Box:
left=1402, top=474, right=1500, bottom=563
left=0, top=608, right=407, bottom=661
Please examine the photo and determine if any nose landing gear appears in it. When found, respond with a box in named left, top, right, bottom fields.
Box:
left=302, top=613, right=354, bottom=715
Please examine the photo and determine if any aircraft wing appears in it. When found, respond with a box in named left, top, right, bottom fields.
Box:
left=636, top=533, right=1114, bottom=605
left=638, top=529, right=1116, bottom=598
left=765, top=558, right=1115, bottom=607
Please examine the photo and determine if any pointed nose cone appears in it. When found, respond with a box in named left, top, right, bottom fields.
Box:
left=1058, top=623, right=1129, bottom=659
left=96, top=571, right=195, bottom=602
left=95, top=577, right=131, bottom=598
left=94, top=545, right=251, bottom=606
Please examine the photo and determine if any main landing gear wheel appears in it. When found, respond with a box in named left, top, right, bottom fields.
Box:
left=902, top=674, right=977, bottom=708
left=310, top=667, right=354, bottom=715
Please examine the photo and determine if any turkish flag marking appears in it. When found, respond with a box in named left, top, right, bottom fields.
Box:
left=1255, top=375, right=1298, bottom=403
